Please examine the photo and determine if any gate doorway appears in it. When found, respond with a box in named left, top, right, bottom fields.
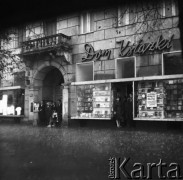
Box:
left=42, top=67, right=64, bottom=102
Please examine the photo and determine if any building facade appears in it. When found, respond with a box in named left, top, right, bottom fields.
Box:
left=0, top=0, right=182, bottom=125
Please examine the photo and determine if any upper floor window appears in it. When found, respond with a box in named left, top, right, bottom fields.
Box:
left=117, top=0, right=178, bottom=27
left=43, top=18, right=56, bottom=36
left=162, top=0, right=179, bottom=17
left=118, top=4, right=139, bottom=26
left=118, top=6, right=130, bottom=26
left=26, top=22, right=44, bottom=40
left=80, top=12, right=94, bottom=34
left=0, top=29, right=18, bottom=50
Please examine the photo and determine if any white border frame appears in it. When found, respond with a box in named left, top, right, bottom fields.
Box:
left=76, top=61, right=94, bottom=82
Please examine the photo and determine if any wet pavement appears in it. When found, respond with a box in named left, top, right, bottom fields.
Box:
left=0, top=123, right=183, bottom=180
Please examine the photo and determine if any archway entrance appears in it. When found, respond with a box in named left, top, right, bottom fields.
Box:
left=31, top=63, right=69, bottom=126
left=33, top=66, right=64, bottom=103
left=42, top=68, right=64, bottom=102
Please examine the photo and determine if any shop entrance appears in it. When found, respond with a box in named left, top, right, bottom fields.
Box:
left=112, top=82, right=133, bottom=100
left=112, top=82, right=133, bottom=127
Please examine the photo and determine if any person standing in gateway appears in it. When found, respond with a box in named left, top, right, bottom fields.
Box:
left=57, top=99, right=62, bottom=126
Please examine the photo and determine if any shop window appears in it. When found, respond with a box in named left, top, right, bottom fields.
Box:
left=80, top=12, right=94, bottom=34
left=0, top=89, right=25, bottom=116
left=72, top=83, right=112, bottom=119
left=135, top=79, right=183, bottom=120
left=26, top=22, right=44, bottom=40
left=116, top=57, right=135, bottom=78
left=163, top=52, right=183, bottom=75
left=76, top=62, right=93, bottom=82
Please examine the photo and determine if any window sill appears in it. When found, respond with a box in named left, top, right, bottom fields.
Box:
left=134, top=117, right=183, bottom=122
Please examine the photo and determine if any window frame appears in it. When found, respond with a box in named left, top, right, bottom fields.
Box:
left=80, top=11, right=94, bottom=34
left=25, top=22, right=44, bottom=40
left=117, top=6, right=130, bottom=27
left=161, top=0, right=178, bottom=17
left=0, top=29, right=19, bottom=50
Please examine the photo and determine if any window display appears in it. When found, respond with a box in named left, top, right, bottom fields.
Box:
left=93, top=84, right=111, bottom=118
left=74, top=83, right=112, bottom=119
left=136, top=81, right=166, bottom=119
left=0, top=89, right=25, bottom=116
left=135, top=79, right=183, bottom=120
left=164, top=79, right=183, bottom=118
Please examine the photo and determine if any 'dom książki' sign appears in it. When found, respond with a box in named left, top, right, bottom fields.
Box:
left=117, top=35, right=174, bottom=57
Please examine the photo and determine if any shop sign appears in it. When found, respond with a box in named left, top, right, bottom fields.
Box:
left=82, top=44, right=111, bottom=62
left=146, top=92, right=157, bottom=108
left=117, top=35, right=174, bottom=57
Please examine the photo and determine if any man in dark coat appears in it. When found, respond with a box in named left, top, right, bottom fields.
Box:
left=38, top=100, right=45, bottom=126
left=125, top=93, right=135, bottom=127
left=45, top=102, right=52, bottom=126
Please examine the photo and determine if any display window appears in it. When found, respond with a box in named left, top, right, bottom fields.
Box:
left=134, top=78, right=183, bottom=120
left=0, top=89, right=25, bottom=116
left=72, top=83, right=112, bottom=119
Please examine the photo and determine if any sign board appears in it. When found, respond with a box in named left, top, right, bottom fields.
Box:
left=146, top=92, right=157, bottom=108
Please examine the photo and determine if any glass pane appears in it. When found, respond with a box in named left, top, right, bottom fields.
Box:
left=135, top=79, right=183, bottom=120
left=164, top=52, right=183, bottom=75
left=116, top=58, right=134, bottom=78
left=0, top=89, right=24, bottom=116
left=76, top=63, right=93, bottom=82
left=73, top=83, right=112, bottom=119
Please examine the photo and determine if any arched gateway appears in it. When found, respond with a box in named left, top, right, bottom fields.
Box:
left=29, top=60, right=69, bottom=125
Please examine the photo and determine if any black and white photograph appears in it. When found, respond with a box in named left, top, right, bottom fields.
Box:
left=0, top=0, right=183, bottom=179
